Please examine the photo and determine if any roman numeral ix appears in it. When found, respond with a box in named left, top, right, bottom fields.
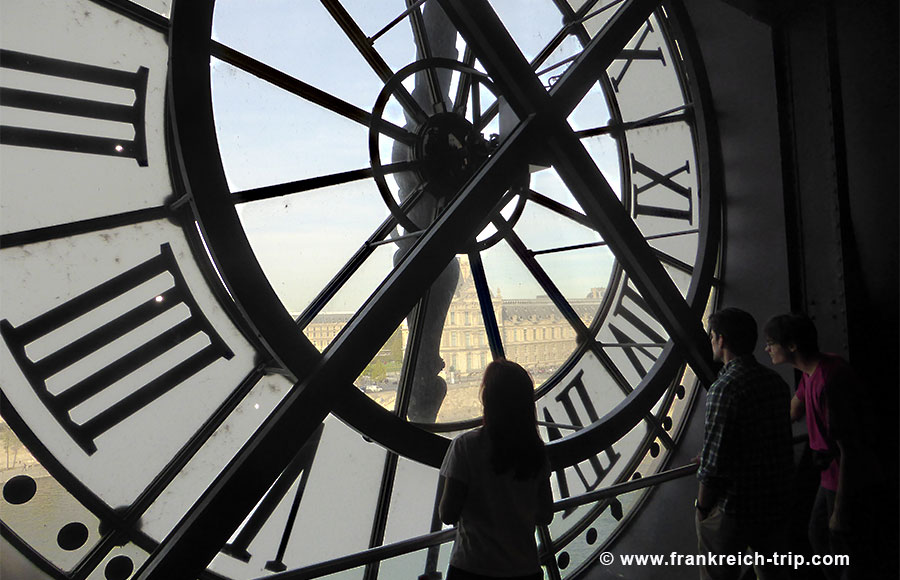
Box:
left=631, top=154, right=693, bottom=224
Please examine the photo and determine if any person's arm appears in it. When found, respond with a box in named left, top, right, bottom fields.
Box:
left=830, top=438, right=849, bottom=532
left=696, top=384, right=730, bottom=520
left=826, top=367, right=857, bottom=532
left=536, top=477, right=554, bottom=526
left=790, top=394, right=805, bottom=422
left=696, top=481, right=718, bottom=521
left=438, top=475, right=467, bottom=525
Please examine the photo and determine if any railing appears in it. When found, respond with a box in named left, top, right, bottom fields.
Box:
left=260, top=462, right=700, bottom=580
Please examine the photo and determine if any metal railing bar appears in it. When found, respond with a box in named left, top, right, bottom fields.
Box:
left=257, top=437, right=813, bottom=578
left=552, top=462, right=698, bottom=512
left=263, top=529, right=456, bottom=580
left=537, top=420, right=582, bottom=431
left=261, top=462, right=699, bottom=579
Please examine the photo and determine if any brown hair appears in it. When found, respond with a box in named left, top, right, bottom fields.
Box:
left=480, top=359, right=546, bottom=479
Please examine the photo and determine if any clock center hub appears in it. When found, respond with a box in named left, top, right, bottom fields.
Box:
left=414, top=112, right=490, bottom=198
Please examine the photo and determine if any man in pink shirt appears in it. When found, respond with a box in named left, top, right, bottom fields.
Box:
left=764, top=313, right=879, bottom=580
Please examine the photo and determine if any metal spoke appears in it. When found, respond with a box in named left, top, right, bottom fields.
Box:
left=91, top=0, right=169, bottom=33
left=498, top=219, right=592, bottom=342
left=292, top=187, right=427, bottom=331
left=0, top=206, right=170, bottom=247
left=231, top=160, right=420, bottom=204
left=463, top=0, right=605, bottom=131
left=577, top=0, right=628, bottom=27
left=526, top=188, right=594, bottom=229
left=438, top=0, right=715, bottom=386
left=467, top=251, right=505, bottom=359
left=368, top=0, right=427, bottom=43
left=652, top=248, right=694, bottom=275
left=576, top=104, right=692, bottom=138
left=211, top=41, right=416, bottom=146
left=393, top=295, right=431, bottom=419
left=529, top=229, right=700, bottom=258
left=407, top=1, right=450, bottom=114
left=155, top=1, right=712, bottom=575
left=453, top=46, right=476, bottom=114
left=319, top=0, right=428, bottom=124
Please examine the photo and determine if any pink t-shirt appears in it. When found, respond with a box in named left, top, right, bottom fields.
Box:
left=795, top=354, right=855, bottom=490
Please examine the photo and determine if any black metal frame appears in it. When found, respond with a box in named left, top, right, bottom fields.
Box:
left=142, top=0, right=725, bottom=577
left=0, top=0, right=722, bottom=578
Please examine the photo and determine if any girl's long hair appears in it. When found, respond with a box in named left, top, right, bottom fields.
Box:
left=480, top=359, right=546, bottom=480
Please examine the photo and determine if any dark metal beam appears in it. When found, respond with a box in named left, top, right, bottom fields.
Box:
left=437, top=0, right=716, bottom=393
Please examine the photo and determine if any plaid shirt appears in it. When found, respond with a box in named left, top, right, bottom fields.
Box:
left=698, top=355, right=793, bottom=526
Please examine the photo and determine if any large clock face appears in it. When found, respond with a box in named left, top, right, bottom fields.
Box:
left=1, top=1, right=720, bottom=579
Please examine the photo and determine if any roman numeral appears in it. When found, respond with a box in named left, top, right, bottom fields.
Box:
left=608, top=281, right=666, bottom=379
left=631, top=154, right=693, bottom=224
left=543, top=370, right=621, bottom=517
left=221, top=423, right=324, bottom=571
left=0, top=244, right=233, bottom=454
left=0, top=49, right=149, bottom=165
left=610, top=22, right=666, bottom=92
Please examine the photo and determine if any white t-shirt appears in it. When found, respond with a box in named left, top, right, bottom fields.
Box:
left=440, top=428, right=549, bottom=577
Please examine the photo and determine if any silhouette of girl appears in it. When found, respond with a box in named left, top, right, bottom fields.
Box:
left=439, top=359, right=553, bottom=580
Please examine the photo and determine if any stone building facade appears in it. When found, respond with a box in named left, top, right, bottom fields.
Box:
left=302, top=257, right=604, bottom=384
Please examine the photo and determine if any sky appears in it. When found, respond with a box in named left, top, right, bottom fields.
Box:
left=208, top=1, right=622, bottom=314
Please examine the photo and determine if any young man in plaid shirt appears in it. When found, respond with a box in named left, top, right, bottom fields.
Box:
left=695, top=308, right=793, bottom=580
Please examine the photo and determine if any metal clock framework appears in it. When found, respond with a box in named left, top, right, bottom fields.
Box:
left=0, top=1, right=722, bottom=579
